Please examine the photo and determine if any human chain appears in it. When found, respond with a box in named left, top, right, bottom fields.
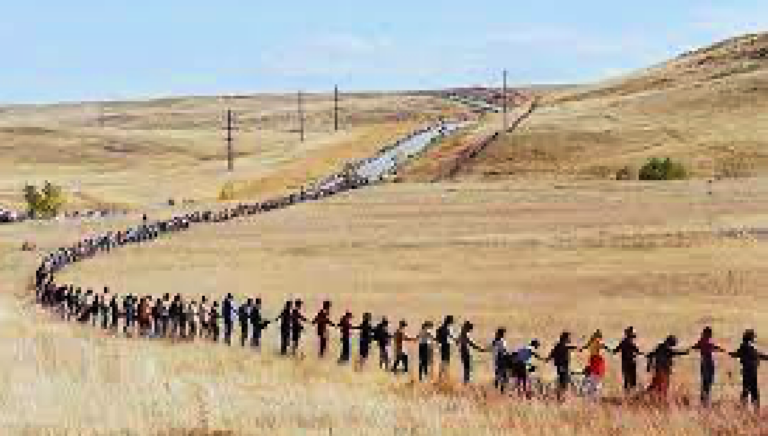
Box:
left=30, top=123, right=767, bottom=413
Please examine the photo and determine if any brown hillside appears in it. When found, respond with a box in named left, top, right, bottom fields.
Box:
left=403, top=32, right=768, bottom=182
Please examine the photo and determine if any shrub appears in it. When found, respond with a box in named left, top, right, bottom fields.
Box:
left=24, top=181, right=66, bottom=219
left=638, top=157, right=688, bottom=181
left=218, top=181, right=236, bottom=201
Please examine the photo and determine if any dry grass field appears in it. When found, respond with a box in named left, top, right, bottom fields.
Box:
left=2, top=33, right=768, bottom=435
left=2, top=178, right=767, bottom=434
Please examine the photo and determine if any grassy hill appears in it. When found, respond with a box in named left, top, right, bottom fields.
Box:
left=402, top=32, right=768, bottom=182
left=0, top=93, right=463, bottom=209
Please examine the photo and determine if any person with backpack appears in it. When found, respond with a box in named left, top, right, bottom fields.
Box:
left=613, top=326, right=643, bottom=394
left=374, top=317, right=392, bottom=370
left=392, top=320, right=413, bottom=374
left=491, top=328, right=510, bottom=392
left=238, top=298, right=253, bottom=347
left=249, top=298, right=271, bottom=348
left=646, top=335, right=689, bottom=401
left=456, top=321, right=486, bottom=384
left=312, top=301, right=334, bottom=358
left=692, top=326, right=725, bottom=406
left=547, top=332, right=578, bottom=401
left=436, top=315, right=457, bottom=381
left=730, top=329, right=768, bottom=409
left=510, top=339, right=543, bottom=396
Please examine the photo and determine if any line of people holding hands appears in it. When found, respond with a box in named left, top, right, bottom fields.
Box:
left=36, top=283, right=768, bottom=410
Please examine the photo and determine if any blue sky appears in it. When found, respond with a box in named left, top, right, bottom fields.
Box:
left=1, top=1, right=767, bottom=103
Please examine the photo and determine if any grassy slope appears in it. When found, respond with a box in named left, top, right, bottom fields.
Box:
left=404, top=33, right=768, bottom=182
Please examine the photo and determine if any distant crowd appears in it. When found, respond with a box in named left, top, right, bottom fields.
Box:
left=30, top=122, right=768, bottom=413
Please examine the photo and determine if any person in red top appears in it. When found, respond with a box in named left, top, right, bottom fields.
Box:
left=692, top=326, right=725, bottom=406
left=312, top=301, right=334, bottom=358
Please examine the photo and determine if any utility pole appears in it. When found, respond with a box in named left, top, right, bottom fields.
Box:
left=502, top=69, right=508, bottom=132
left=334, top=85, right=340, bottom=132
left=224, top=108, right=235, bottom=172
left=298, top=90, right=305, bottom=142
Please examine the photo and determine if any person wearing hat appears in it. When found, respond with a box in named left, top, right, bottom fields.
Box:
left=646, top=335, right=689, bottom=401
left=510, top=339, right=543, bottom=396
left=729, top=329, right=768, bottom=409
left=392, top=320, right=414, bottom=374
left=613, top=326, right=643, bottom=394
left=456, top=321, right=486, bottom=384
left=692, top=326, right=725, bottom=406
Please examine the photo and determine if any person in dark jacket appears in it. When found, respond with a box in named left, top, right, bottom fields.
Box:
left=337, top=311, right=354, bottom=364
left=730, top=329, right=768, bottom=409
left=238, top=298, right=253, bottom=347
left=249, top=298, right=270, bottom=348
left=436, top=315, right=456, bottom=381
left=291, top=299, right=308, bottom=355
left=456, top=321, right=486, bottom=384
left=276, top=301, right=293, bottom=356
left=613, top=326, right=643, bottom=394
left=547, top=331, right=577, bottom=401
left=222, top=293, right=236, bottom=346
left=692, top=326, right=725, bottom=406
left=356, top=313, right=374, bottom=370
left=312, top=301, right=334, bottom=358
left=374, top=317, right=392, bottom=370
left=646, top=335, right=689, bottom=401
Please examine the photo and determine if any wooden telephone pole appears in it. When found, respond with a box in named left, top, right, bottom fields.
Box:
left=502, top=70, right=508, bottom=132
left=224, top=108, right=236, bottom=172
left=334, top=85, right=340, bottom=131
left=298, top=90, right=305, bottom=142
